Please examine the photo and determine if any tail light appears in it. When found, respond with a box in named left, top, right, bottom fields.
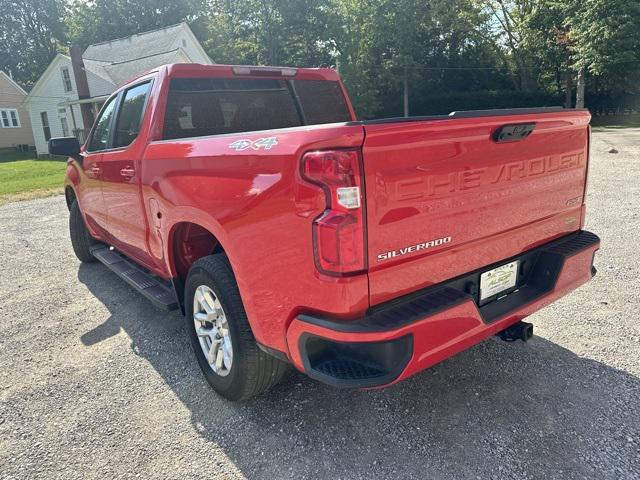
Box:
left=302, top=149, right=366, bottom=275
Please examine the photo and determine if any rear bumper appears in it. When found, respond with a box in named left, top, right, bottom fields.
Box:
left=286, top=230, right=600, bottom=388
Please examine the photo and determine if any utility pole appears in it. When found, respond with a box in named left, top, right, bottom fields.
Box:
left=403, top=62, right=409, bottom=118
left=70, top=45, right=95, bottom=130
left=564, top=71, right=572, bottom=108
left=576, top=66, right=585, bottom=109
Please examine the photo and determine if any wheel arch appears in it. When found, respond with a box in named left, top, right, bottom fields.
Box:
left=168, top=221, right=226, bottom=282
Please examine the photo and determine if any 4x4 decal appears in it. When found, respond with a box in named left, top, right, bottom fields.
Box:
left=229, top=137, right=278, bottom=151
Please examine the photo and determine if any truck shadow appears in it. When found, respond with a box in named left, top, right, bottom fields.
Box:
left=77, top=262, right=639, bottom=480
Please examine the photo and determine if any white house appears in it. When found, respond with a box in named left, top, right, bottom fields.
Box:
left=24, top=23, right=212, bottom=155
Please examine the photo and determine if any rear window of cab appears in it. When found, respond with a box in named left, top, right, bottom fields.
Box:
left=163, top=78, right=351, bottom=140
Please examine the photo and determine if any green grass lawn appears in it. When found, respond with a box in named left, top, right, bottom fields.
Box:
left=0, top=156, right=67, bottom=204
left=591, top=113, right=640, bottom=130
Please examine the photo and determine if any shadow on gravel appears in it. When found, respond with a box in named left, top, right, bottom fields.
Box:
left=78, top=262, right=640, bottom=480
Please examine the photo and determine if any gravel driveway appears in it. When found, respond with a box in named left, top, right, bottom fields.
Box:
left=1, top=129, right=639, bottom=480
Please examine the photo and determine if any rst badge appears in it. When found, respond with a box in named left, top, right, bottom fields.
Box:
left=229, top=137, right=278, bottom=151
left=377, top=236, right=451, bottom=261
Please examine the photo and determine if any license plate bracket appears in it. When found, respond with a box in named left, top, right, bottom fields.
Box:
left=479, top=260, right=519, bottom=305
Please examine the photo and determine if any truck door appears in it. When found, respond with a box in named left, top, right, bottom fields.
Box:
left=78, top=95, right=121, bottom=235
left=99, top=80, right=154, bottom=268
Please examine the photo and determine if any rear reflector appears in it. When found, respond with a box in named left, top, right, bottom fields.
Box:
left=302, top=150, right=366, bottom=275
left=336, top=186, right=361, bottom=209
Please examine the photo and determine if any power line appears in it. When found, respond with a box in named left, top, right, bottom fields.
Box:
left=399, top=59, right=640, bottom=71
left=1, top=92, right=80, bottom=100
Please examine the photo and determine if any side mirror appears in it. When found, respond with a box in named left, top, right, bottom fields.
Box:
left=48, top=137, right=81, bottom=158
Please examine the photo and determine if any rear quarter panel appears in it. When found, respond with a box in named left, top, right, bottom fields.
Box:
left=140, top=124, right=368, bottom=352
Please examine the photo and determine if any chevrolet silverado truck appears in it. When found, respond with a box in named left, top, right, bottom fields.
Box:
left=50, top=64, right=600, bottom=401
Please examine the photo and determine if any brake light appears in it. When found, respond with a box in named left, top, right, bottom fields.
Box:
left=232, top=66, right=298, bottom=77
left=302, top=150, right=366, bottom=275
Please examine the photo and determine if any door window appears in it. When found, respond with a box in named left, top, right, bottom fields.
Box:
left=113, top=82, right=151, bottom=148
left=88, top=96, right=118, bottom=151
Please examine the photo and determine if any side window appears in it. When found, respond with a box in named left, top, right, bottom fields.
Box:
left=88, top=96, right=118, bottom=152
left=113, top=82, right=151, bottom=148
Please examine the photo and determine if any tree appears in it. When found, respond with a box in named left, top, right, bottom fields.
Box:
left=565, top=0, right=640, bottom=101
left=204, top=0, right=335, bottom=66
left=476, top=0, right=546, bottom=91
left=3, top=0, right=637, bottom=117
left=65, top=0, right=209, bottom=50
left=0, top=0, right=67, bottom=87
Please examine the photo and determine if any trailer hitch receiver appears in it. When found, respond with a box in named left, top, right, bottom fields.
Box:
left=498, top=321, right=533, bottom=342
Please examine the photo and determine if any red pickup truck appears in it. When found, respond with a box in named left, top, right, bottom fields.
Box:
left=51, top=64, right=600, bottom=400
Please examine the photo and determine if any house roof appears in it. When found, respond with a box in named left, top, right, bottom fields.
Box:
left=83, top=23, right=186, bottom=64
left=25, top=23, right=211, bottom=106
left=83, top=59, right=116, bottom=85
left=95, top=49, right=188, bottom=85
left=0, top=70, right=28, bottom=96
left=79, top=22, right=211, bottom=86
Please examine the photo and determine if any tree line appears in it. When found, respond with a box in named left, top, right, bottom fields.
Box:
left=2, top=0, right=639, bottom=118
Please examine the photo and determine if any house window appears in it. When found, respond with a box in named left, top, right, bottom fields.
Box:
left=61, top=117, right=69, bottom=137
left=0, top=108, right=21, bottom=128
left=62, top=67, right=73, bottom=92
left=40, top=112, right=51, bottom=141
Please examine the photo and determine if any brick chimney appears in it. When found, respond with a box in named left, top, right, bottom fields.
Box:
left=69, top=45, right=95, bottom=130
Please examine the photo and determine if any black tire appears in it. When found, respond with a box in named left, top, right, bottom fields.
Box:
left=185, top=254, right=288, bottom=401
left=69, top=200, right=97, bottom=263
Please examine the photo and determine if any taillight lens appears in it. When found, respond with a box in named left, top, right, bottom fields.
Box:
left=302, top=149, right=366, bottom=275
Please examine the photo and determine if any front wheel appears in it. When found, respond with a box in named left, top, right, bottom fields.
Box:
left=185, top=254, right=288, bottom=401
left=69, top=200, right=97, bottom=263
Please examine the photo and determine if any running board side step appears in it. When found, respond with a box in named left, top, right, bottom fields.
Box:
left=90, top=245, right=179, bottom=311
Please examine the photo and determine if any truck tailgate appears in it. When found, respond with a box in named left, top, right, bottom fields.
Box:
left=363, top=109, right=591, bottom=306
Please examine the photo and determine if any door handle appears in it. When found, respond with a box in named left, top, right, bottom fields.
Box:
left=89, top=166, right=101, bottom=177
left=120, top=167, right=135, bottom=178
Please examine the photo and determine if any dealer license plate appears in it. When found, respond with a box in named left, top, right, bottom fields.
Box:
left=479, top=260, right=519, bottom=302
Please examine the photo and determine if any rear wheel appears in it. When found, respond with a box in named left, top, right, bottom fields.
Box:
left=185, top=254, right=288, bottom=401
left=69, top=200, right=97, bottom=263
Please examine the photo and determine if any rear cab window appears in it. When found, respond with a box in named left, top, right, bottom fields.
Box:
left=163, top=77, right=352, bottom=140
